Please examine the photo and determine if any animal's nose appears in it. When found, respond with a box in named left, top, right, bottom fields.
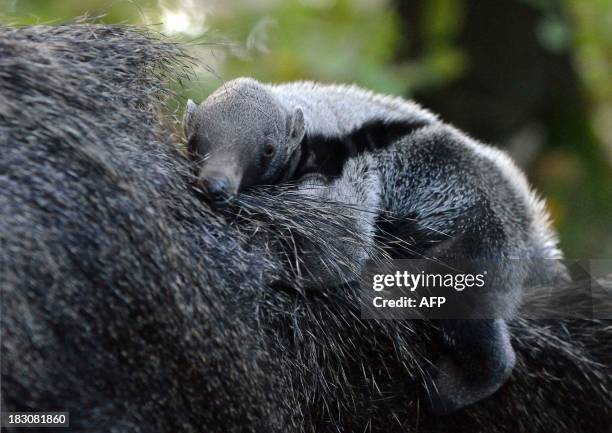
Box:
left=199, top=175, right=235, bottom=204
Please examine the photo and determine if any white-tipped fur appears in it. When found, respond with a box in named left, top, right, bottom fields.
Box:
left=190, top=77, right=569, bottom=414
left=270, top=80, right=438, bottom=137
left=217, top=77, right=437, bottom=138
left=200, top=77, right=563, bottom=265
left=295, top=154, right=381, bottom=288
left=271, top=79, right=561, bottom=262
left=455, top=127, right=563, bottom=260
left=199, top=78, right=563, bottom=268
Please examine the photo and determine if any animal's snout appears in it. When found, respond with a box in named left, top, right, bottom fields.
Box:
left=198, top=173, right=237, bottom=205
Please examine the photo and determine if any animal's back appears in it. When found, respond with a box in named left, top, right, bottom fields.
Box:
left=376, top=122, right=567, bottom=287
left=269, top=81, right=438, bottom=137
left=1, top=25, right=607, bottom=433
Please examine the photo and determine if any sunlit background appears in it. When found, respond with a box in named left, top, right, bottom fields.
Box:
left=2, top=0, right=611, bottom=258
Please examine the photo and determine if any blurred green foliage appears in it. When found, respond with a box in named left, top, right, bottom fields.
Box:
left=2, top=0, right=610, bottom=258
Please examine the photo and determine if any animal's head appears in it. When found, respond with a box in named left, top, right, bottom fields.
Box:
left=184, top=78, right=305, bottom=204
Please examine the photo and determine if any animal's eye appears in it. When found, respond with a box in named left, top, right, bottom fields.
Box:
left=262, top=143, right=275, bottom=158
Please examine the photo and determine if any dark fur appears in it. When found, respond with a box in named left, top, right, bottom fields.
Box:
left=299, top=118, right=429, bottom=178
left=1, top=24, right=610, bottom=433
left=186, top=78, right=567, bottom=411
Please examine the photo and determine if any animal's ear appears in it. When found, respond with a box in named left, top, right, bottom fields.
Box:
left=289, top=107, right=305, bottom=144
left=183, top=99, right=199, bottom=138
